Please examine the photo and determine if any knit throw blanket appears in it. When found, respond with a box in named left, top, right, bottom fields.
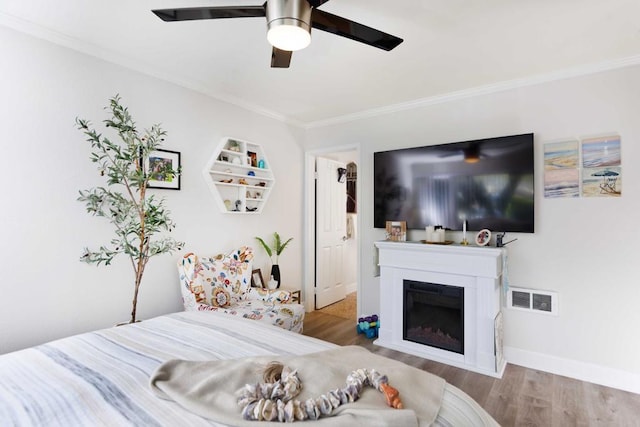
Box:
left=150, top=346, right=445, bottom=426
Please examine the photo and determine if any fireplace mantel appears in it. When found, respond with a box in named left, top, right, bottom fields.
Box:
left=374, top=241, right=506, bottom=377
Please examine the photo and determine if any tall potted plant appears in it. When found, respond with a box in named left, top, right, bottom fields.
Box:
left=77, top=95, right=184, bottom=324
left=255, top=232, right=293, bottom=288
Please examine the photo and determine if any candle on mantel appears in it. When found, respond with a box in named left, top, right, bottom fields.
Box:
left=426, top=225, right=434, bottom=242
left=461, top=220, right=468, bottom=245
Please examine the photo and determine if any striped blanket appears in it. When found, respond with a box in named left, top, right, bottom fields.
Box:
left=0, top=311, right=498, bottom=426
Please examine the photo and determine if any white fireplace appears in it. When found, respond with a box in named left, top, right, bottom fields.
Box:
left=374, top=241, right=506, bottom=378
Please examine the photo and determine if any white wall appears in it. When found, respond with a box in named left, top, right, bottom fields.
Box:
left=0, top=26, right=304, bottom=354
left=303, top=65, right=640, bottom=392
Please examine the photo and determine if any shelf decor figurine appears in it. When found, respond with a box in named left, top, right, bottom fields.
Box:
left=255, top=232, right=293, bottom=289
left=76, top=95, right=184, bottom=324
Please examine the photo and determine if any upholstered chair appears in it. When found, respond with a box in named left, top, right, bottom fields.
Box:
left=177, top=247, right=304, bottom=333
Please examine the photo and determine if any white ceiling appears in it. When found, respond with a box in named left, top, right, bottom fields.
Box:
left=2, top=0, right=640, bottom=127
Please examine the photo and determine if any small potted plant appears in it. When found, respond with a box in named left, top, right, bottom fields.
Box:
left=255, top=232, right=292, bottom=288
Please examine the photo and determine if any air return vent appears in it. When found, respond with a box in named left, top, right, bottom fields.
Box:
left=507, top=287, right=558, bottom=315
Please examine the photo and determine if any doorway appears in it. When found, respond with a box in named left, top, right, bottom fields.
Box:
left=303, top=147, right=360, bottom=317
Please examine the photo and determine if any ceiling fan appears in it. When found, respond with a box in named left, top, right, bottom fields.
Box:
left=152, top=0, right=403, bottom=68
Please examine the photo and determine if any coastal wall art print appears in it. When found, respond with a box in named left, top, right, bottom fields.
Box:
left=544, top=140, right=579, bottom=198
left=544, top=140, right=579, bottom=170
left=581, top=135, right=621, bottom=168
left=545, top=169, right=580, bottom=198
left=581, top=135, right=621, bottom=197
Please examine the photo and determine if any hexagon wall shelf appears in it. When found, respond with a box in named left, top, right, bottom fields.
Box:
left=203, top=137, right=275, bottom=214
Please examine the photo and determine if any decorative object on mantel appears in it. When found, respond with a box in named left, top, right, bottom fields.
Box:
left=496, top=232, right=517, bottom=248
left=76, top=95, right=184, bottom=324
left=420, top=240, right=453, bottom=245
left=425, top=225, right=447, bottom=243
left=475, top=229, right=491, bottom=246
left=255, top=232, right=293, bottom=289
left=460, top=220, right=469, bottom=245
left=385, top=221, right=406, bottom=241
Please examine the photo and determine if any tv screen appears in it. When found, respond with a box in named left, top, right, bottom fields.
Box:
left=374, top=133, right=534, bottom=233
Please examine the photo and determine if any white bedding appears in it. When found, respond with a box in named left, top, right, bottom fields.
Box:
left=0, top=311, right=498, bottom=426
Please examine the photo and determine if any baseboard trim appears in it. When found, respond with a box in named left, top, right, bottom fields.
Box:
left=504, top=346, right=640, bottom=394
left=345, top=282, right=357, bottom=295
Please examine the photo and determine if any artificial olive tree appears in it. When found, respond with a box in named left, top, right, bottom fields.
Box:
left=77, top=95, right=183, bottom=323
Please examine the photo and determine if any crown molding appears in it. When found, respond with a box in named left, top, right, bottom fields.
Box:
left=303, top=54, right=640, bottom=130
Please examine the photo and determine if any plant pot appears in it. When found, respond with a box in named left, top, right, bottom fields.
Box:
left=270, top=264, right=281, bottom=289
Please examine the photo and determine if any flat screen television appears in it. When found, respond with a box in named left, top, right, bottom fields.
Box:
left=374, top=133, right=534, bottom=233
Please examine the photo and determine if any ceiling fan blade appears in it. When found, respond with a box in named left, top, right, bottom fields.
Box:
left=311, top=9, right=403, bottom=51
left=271, top=47, right=292, bottom=68
left=306, top=0, right=332, bottom=7
left=152, top=6, right=266, bottom=22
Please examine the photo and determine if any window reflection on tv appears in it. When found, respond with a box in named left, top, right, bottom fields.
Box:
left=374, top=133, right=535, bottom=233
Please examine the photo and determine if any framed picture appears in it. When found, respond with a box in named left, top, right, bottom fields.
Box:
left=247, top=151, right=257, bottom=167
left=145, top=149, right=181, bottom=190
left=386, top=220, right=407, bottom=241
left=251, top=269, right=264, bottom=288
left=475, top=229, right=491, bottom=246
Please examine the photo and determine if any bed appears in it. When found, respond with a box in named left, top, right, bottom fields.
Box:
left=0, top=311, right=498, bottom=426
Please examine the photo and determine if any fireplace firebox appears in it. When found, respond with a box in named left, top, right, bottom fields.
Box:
left=403, top=280, right=464, bottom=354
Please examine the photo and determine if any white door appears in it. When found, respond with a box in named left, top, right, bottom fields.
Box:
left=315, top=157, right=347, bottom=309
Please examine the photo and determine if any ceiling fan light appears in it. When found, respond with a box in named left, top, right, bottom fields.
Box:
left=464, top=156, right=480, bottom=164
left=267, top=19, right=311, bottom=51
left=463, top=143, right=480, bottom=163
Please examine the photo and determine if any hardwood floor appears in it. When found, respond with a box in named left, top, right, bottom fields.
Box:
left=303, top=311, right=640, bottom=426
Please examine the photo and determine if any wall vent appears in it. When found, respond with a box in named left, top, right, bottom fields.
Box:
left=507, top=287, right=558, bottom=315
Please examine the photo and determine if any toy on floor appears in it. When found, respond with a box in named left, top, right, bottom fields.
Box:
left=356, top=314, right=379, bottom=339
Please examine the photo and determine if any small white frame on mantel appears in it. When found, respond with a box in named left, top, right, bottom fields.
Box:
left=202, top=137, right=275, bottom=214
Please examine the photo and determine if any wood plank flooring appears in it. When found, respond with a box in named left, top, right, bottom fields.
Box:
left=303, top=311, right=640, bottom=426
